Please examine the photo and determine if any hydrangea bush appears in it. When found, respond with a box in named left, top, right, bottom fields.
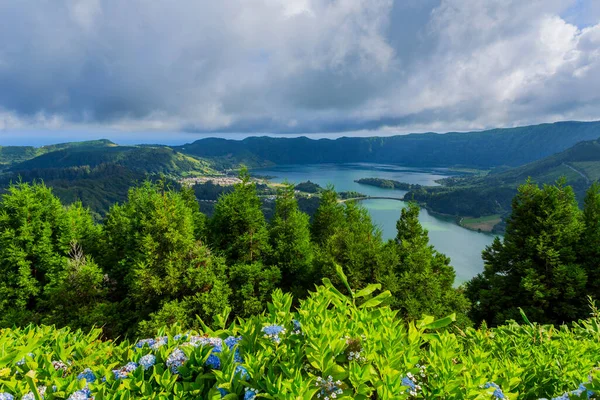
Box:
left=1, top=275, right=600, bottom=399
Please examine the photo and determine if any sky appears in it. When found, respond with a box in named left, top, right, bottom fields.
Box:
left=0, top=0, right=599, bottom=145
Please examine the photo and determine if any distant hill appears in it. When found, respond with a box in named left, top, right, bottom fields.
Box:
left=10, top=144, right=213, bottom=176
left=0, top=139, right=116, bottom=170
left=0, top=142, right=215, bottom=217
left=176, top=121, right=600, bottom=168
left=406, top=137, right=600, bottom=230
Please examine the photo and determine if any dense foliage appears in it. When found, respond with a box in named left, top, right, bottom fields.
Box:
left=467, top=179, right=600, bottom=326
left=0, top=168, right=469, bottom=338
left=1, top=281, right=600, bottom=399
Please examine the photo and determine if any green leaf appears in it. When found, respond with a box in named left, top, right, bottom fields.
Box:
left=354, top=284, right=381, bottom=298
left=359, top=291, right=391, bottom=309
left=419, top=314, right=456, bottom=330
left=335, top=263, right=353, bottom=296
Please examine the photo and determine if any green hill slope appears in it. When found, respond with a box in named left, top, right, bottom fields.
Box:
left=406, top=137, right=600, bottom=230
left=1, top=142, right=215, bottom=216
left=10, top=144, right=213, bottom=176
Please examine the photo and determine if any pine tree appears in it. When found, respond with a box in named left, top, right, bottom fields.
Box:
left=316, top=201, right=394, bottom=292
left=0, top=182, right=100, bottom=327
left=101, top=180, right=229, bottom=335
left=467, top=179, right=586, bottom=326
left=580, top=182, right=600, bottom=300
left=392, top=202, right=470, bottom=324
left=310, top=185, right=344, bottom=245
left=269, top=183, right=313, bottom=295
left=208, top=167, right=270, bottom=264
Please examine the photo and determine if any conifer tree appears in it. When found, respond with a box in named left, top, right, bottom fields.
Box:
left=102, top=180, right=229, bottom=335
left=0, top=182, right=101, bottom=327
left=310, top=185, right=344, bottom=245
left=269, top=183, right=313, bottom=295
left=467, top=179, right=585, bottom=326
left=392, top=202, right=470, bottom=324
left=580, top=182, right=600, bottom=300
left=208, top=167, right=270, bottom=264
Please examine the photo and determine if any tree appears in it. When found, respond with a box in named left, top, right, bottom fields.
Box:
left=310, top=185, right=344, bottom=245
left=580, top=182, right=600, bottom=300
left=0, top=182, right=100, bottom=327
left=391, top=202, right=470, bottom=324
left=316, top=201, right=394, bottom=292
left=269, top=183, right=313, bottom=295
left=101, top=180, right=229, bottom=335
left=466, top=179, right=585, bottom=326
left=208, top=167, right=270, bottom=264
left=227, top=262, right=281, bottom=317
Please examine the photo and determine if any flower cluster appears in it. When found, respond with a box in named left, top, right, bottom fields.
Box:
left=77, top=368, right=96, bottom=383
left=136, top=336, right=168, bottom=350
left=22, top=387, right=46, bottom=400
left=67, top=387, right=93, bottom=400
left=52, top=360, right=69, bottom=372
left=292, top=319, right=302, bottom=335
left=403, top=372, right=423, bottom=397
left=345, top=337, right=366, bottom=363
left=0, top=394, right=13, bottom=400
left=112, top=362, right=138, bottom=379
left=244, top=387, right=258, bottom=400
left=483, top=382, right=506, bottom=399
left=166, top=348, right=188, bottom=374
left=316, top=375, right=344, bottom=399
left=139, top=354, right=156, bottom=370
left=262, top=324, right=286, bottom=344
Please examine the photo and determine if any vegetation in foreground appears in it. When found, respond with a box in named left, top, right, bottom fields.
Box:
left=1, top=280, right=600, bottom=399
left=3, top=165, right=600, bottom=398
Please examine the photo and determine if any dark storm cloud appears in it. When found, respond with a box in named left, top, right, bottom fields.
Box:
left=0, top=0, right=599, bottom=134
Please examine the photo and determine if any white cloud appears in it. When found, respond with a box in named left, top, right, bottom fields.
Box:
left=0, top=0, right=598, bottom=135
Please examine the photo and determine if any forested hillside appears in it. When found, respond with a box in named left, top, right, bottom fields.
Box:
left=0, top=142, right=215, bottom=216
left=406, top=137, right=600, bottom=226
left=176, top=121, right=600, bottom=168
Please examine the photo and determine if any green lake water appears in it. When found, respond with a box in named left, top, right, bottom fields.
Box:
left=254, top=163, right=499, bottom=283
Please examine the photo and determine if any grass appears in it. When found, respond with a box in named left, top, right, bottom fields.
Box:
left=460, top=214, right=502, bottom=232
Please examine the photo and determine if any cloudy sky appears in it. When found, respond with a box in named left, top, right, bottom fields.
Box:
left=0, top=0, right=599, bottom=142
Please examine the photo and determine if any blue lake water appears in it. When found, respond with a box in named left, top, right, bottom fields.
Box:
left=254, top=163, right=499, bottom=283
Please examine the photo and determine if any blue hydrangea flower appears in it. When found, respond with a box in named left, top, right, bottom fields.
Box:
left=77, top=368, right=96, bottom=383
left=21, top=393, right=35, bottom=400
left=206, top=353, right=221, bottom=369
left=224, top=336, right=242, bottom=349
left=402, top=373, right=422, bottom=396
left=262, top=325, right=285, bottom=336
left=484, top=382, right=505, bottom=399
left=316, top=376, right=343, bottom=399
left=262, top=324, right=286, bottom=343
left=402, top=376, right=416, bottom=390
left=112, top=362, right=138, bottom=379
left=135, top=338, right=155, bottom=348
left=235, top=365, right=249, bottom=380
left=292, top=319, right=302, bottom=334
left=166, top=348, right=188, bottom=374
left=0, top=394, right=13, bottom=400
left=234, top=349, right=243, bottom=363
left=67, top=387, right=92, bottom=400
left=218, top=388, right=228, bottom=397
left=244, top=388, right=257, bottom=400
left=139, top=354, right=156, bottom=370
